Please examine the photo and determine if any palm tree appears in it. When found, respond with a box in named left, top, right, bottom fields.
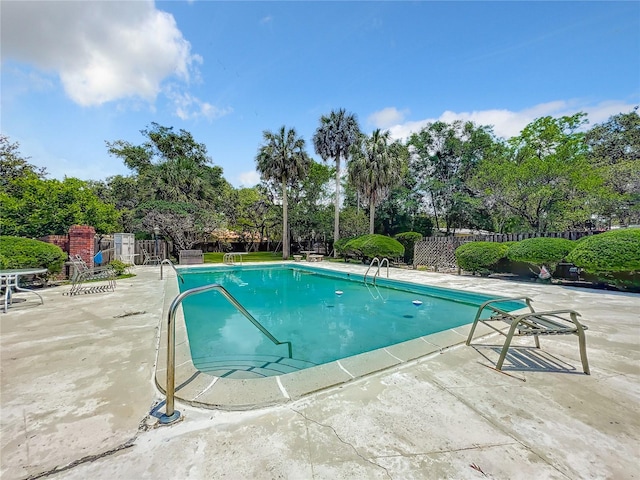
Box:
left=348, top=129, right=407, bottom=233
left=313, top=108, right=360, bottom=256
left=256, top=126, right=310, bottom=259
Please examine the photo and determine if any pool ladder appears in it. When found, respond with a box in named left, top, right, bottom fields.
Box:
left=364, top=257, right=389, bottom=285
left=159, top=283, right=293, bottom=425
left=160, top=259, right=185, bottom=283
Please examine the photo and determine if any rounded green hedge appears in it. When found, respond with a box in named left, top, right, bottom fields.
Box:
left=394, top=232, right=423, bottom=263
left=566, top=229, right=640, bottom=274
left=344, top=234, right=404, bottom=261
left=455, top=242, right=509, bottom=275
left=333, top=237, right=353, bottom=257
left=0, top=236, right=67, bottom=274
left=506, top=237, right=575, bottom=269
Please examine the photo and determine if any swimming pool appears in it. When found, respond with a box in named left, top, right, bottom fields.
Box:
left=178, top=264, right=523, bottom=379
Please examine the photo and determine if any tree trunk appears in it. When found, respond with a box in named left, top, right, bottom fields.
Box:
left=369, top=197, right=375, bottom=234
left=282, top=177, right=289, bottom=259
left=333, top=152, right=341, bottom=257
left=430, top=190, right=440, bottom=231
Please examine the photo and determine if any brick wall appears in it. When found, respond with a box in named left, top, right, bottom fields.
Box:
left=68, top=225, right=96, bottom=267
left=39, top=235, right=69, bottom=253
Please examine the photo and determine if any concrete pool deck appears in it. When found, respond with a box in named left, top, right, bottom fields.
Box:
left=1, top=262, right=638, bottom=479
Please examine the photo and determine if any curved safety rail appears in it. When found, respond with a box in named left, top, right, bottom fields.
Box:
left=374, top=258, right=389, bottom=283
left=160, top=259, right=184, bottom=283
left=364, top=257, right=390, bottom=285
left=160, top=283, right=293, bottom=425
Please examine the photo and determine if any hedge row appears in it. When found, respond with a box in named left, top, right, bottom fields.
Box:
left=335, top=234, right=404, bottom=262
left=454, top=229, right=640, bottom=286
left=0, top=236, right=67, bottom=274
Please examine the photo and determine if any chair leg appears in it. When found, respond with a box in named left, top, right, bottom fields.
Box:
left=534, top=334, right=540, bottom=349
left=3, top=287, right=9, bottom=313
left=466, top=317, right=481, bottom=345
left=496, top=320, right=521, bottom=370
left=576, top=329, right=590, bottom=375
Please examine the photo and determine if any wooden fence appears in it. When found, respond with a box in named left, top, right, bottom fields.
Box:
left=413, top=231, right=601, bottom=271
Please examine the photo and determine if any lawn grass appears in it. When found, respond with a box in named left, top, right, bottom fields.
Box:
left=203, top=251, right=285, bottom=263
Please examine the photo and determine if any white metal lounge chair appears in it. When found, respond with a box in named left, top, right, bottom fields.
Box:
left=466, top=297, right=590, bottom=374
left=142, top=248, right=162, bottom=266
left=65, top=255, right=116, bottom=295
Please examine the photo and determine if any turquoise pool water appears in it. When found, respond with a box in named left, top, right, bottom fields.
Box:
left=179, top=265, right=522, bottom=377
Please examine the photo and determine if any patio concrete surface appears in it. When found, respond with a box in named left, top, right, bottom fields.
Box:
left=1, top=263, right=638, bottom=479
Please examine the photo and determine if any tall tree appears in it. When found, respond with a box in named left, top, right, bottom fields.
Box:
left=106, top=123, right=232, bottom=250
left=233, top=187, right=280, bottom=251
left=585, top=109, right=640, bottom=226
left=256, top=126, right=311, bottom=259
left=1, top=176, right=120, bottom=237
left=348, top=129, right=407, bottom=233
left=374, top=169, right=434, bottom=237
left=0, top=135, right=47, bottom=192
left=313, top=109, right=361, bottom=255
left=471, top=114, right=602, bottom=232
left=0, top=136, right=120, bottom=236
left=287, top=161, right=334, bottom=247
left=408, top=120, right=496, bottom=234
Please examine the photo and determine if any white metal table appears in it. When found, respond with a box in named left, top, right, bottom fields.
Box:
left=0, top=268, right=47, bottom=313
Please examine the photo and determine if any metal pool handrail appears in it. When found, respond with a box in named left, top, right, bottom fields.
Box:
left=160, top=283, right=293, bottom=425
left=160, top=259, right=184, bottom=283
left=364, top=257, right=390, bottom=285
left=374, top=257, right=389, bottom=283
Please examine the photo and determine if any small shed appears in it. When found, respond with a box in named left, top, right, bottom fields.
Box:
left=114, top=233, right=136, bottom=264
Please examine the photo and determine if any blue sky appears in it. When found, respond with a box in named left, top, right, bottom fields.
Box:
left=2, top=1, right=639, bottom=187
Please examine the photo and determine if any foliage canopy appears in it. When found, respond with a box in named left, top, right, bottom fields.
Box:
left=506, top=237, right=576, bottom=268
left=0, top=236, right=67, bottom=274
left=455, top=242, right=509, bottom=275
left=343, top=234, right=404, bottom=261
left=566, top=229, right=640, bottom=274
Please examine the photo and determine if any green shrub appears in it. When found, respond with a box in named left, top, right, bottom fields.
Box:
left=333, top=237, right=354, bottom=258
left=394, top=232, right=423, bottom=264
left=455, top=242, right=509, bottom=275
left=108, top=259, right=129, bottom=276
left=344, top=234, right=404, bottom=261
left=507, top=237, right=575, bottom=270
left=0, top=236, right=67, bottom=274
left=566, top=229, right=640, bottom=274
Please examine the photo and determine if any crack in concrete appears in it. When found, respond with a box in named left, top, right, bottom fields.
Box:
left=113, top=310, right=146, bottom=318
left=21, top=412, right=157, bottom=480
left=22, top=437, right=136, bottom=480
left=292, top=408, right=393, bottom=480
left=429, top=377, right=574, bottom=480
left=371, top=440, right=520, bottom=458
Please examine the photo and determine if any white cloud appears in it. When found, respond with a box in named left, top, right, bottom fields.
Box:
left=385, top=99, right=638, bottom=141
left=367, top=107, right=409, bottom=129
left=260, top=15, right=274, bottom=25
left=237, top=170, right=261, bottom=187
left=167, top=88, right=233, bottom=121
left=1, top=1, right=198, bottom=107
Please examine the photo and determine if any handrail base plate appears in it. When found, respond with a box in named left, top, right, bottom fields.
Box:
left=159, top=410, right=181, bottom=425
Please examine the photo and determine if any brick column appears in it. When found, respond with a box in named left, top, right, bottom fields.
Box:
left=69, top=225, right=96, bottom=267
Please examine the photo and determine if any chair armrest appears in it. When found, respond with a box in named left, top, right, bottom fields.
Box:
left=474, top=296, right=534, bottom=322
